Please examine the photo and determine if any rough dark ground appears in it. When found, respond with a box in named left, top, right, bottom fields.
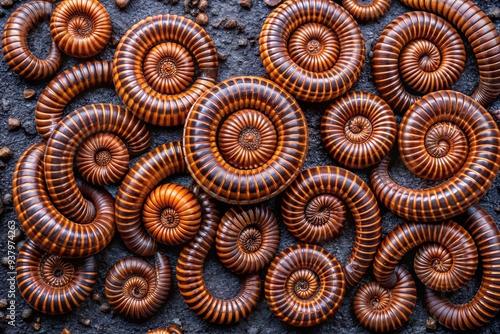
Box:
left=1, top=0, right=500, bottom=333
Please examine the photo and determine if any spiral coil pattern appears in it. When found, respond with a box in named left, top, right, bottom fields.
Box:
left=342, top=0, right=391, bottom=21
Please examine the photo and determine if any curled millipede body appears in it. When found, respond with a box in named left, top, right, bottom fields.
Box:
left=320, top=91, right=397, bottom=169
left=373, top=11, right=466, bottom=113
left=425, top=205, right=500, bottom=330
left=147, top=324, right=183, bottom=334
left=353, top=266, right=417, bottom=333
left=401, top=0, right=500, bottom=106
left=76, top=132, right=130, bottom=186
left=265, top=244, right=345, bottom=327
left=371, top=90, right=500, bottom=222
left=50, top=0, right=112, bottom=58
left=105, top=253, right=171, bottom=320
left=342, top=0, right=391, bottom=21
left=373, top=220, right=478, bottom=292
left=115, top=142, right=186, bottom=256
left=44, top=103, right=150, bottom=224
left=13, top=143, right=115, bottom=258
left=142, top=183, right=202, bottom=246
left=183, top=76, right=308, bottom=205
left=176, top=184, right=261, bottom=324
left=16, top=240, right=97, bottom=314
left=216, top=206, right=280, bottom=275
left=35, top=60, right=114, bottom=142
left=259, top=0, right=365, bottom=102
left=281, top=166, right=381, bottom=288
left=2, top=1, right=62, bottom=80
left=113, top=14, right=218, bottom=126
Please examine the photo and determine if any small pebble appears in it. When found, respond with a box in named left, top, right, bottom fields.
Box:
left=212, top=19, right=223, bottom=28
left=2, top=98, right=10, bottom=112
left=22, top=121, right=38, bottom=135
left=99, top=302, right=111, bottom=313
left=12, top=229, right=23, bottom=242
left=115, top=0, right=131, bottom=9
left=488, top=7, right=500, bottom=19
left=0, top=147, right=13, bottom=161
left=35, top=317, right=41, bottom=323
left=224, top=19, right=237, bottom=29
left=33, top=322, right=41, bottom=331
left=0, top=0, right=13, bottom=9
left=240, top=0, right=251, bottom=9
left=61, top=328, right=71, bottom=334
left=0, top=299, right=8, bottom=310
left=495, top=206, right=500, bottom=213
left=1, top=257, right=9, bottom=267
left=23, top=88, right=36, bottom=100
left=21, top=308, right=33, bottom=320
left=3, top=193, right=13, bottom=206
left=92, top=293, right=101, bottom=303
left=196, top=12, right=208, bottom=26
left=7, top=117, right=20, bottom=131
left=426, top=317, right=437, bottom=331
left=238, top=38, right=248, bottom=47
left=217, top=53, right=228, bottom=61
left=197, top=0, right=208, bottom=11
left=80, top=318, right=91, bottom=326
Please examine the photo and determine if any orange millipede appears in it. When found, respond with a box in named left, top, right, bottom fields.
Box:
left=16, top=240, right=97, bottom=314
left=147, top=324, right=183, bottom=334
left=2, top=1, right=62, bottom=80
left=281, top=166, right=382, bottom=288
left=113, top=14, right=218, bottom=126
left=176, top=184, right=261, bottom=324
left=401, top=0, right=500, bottom=106
left=44, top=103, right=150, bottom=224
left=13, top=143, right=115, bottom=258
left=342, top=0, right=391, bottom=21
left=35, top=60, right=114, bottom=142
left=105, top=253, right=171, bottom=320
left=370, top=90, right=500, bottom=222
left=259, top=0, right=365, bottom=102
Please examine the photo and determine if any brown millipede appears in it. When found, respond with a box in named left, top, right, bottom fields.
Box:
left=2, top=1, right=62, bottom=80
left=265, top=244, right=345, bottom=327
left=320, top=91, right=397, bottom=169
left=147, top=324, right=183, bottom=334
left=105, top=252, right=171, bottom=320
left=44, top=103, right=150, bottom=224
left=183, top=76, right=308, bottom=205
left=13, top=143, right=115, bottom=258
left=16, top=240, right=97, bottom=314
left=342, top=0, right=391, bottom=21
left=113, top=14, right=218, bottom=126
left=35, top=60, right=114, bottom=142
left=259, top=0, right=365, bottom=102
left=50, top=0, right=112, bottom=58
left=281, top=166, right=382, bottom=288
left=370, top=90, right=500, bottom=222
left=176, top=184, right=261, bottom=324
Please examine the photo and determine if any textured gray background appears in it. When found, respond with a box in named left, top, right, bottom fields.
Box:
left=1, top=0, right=500, bottom=333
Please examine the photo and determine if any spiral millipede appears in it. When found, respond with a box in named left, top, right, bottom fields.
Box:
left=13, top=143, right=115, bottom=258
left=115, top=142, right=186, bottom=256
left=105, top=252, right=171, bottom=320
left=147, top=325, right=183, bottom=334
left=320, top=91, right=397, bottom=169
left=373, top=11, right=466, bottom=113
left=113, top=14, right=218, bottom=126
left=35, top=60, right=114, bottom=142
left=2, top=1, right=62, bottom=80
left=259, top=0, right=365, bottom=102
left=281, top=166, right=381, bottom=288
left=44, top=103, right=150, bottom=224
left=342, top=0, right=391, bottom=21
left=16, top=240, right=97, bottom=314
left=425, top=205, right=500, bottom=330
left=176, top=184, right=261, bottom=324
left=401, top=0, right=500, bottom=106
left=183, top=75, right=308, bottom=205
left=371, top=90, right=500, bottom=222
left=50, top=0, right=112, bottom=58
left=265, top=244, right=345, bottom=327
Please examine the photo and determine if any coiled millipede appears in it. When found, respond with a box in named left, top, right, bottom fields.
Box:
left=16, top=240, right=97, bottom=314
left=401, top=0, right=500, bottom=106
left=370, top=90, right=500, bottom=222
left=259, top=0, right=365, bottom=102
left=320, top=91, right=397, bottom=169
left=105, top=253, right=171, bottom=320
left=342, top=0, right=391, bottom=21
left=281, top=166, right=382, bottom=288
left=372, top=11, right=466, bottom=113
left=216, top=205, right=280, bottom=275
left=35, top=60, right=114, bottom=142
left=1, top=1, right=62, bottom=80
left=147, top=324, right=183, bottom=334
left=353, top=266, right=417, bottom=333
left=113, top=14, right=218, bottom=126
left=425, top=205, right=500, bottom=330
left=183, top=76, right=308, bottom=205
left=50, top=0, right=112, bottom=58
left=115, top=142, right=187, bottom=256
left=265, top=244, right=345, bottom=327
left=176, top=184, right=261, bottom=324
left=13, top=143, right=115, bottom=258
left=44, top=103, right=150, bottom=224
